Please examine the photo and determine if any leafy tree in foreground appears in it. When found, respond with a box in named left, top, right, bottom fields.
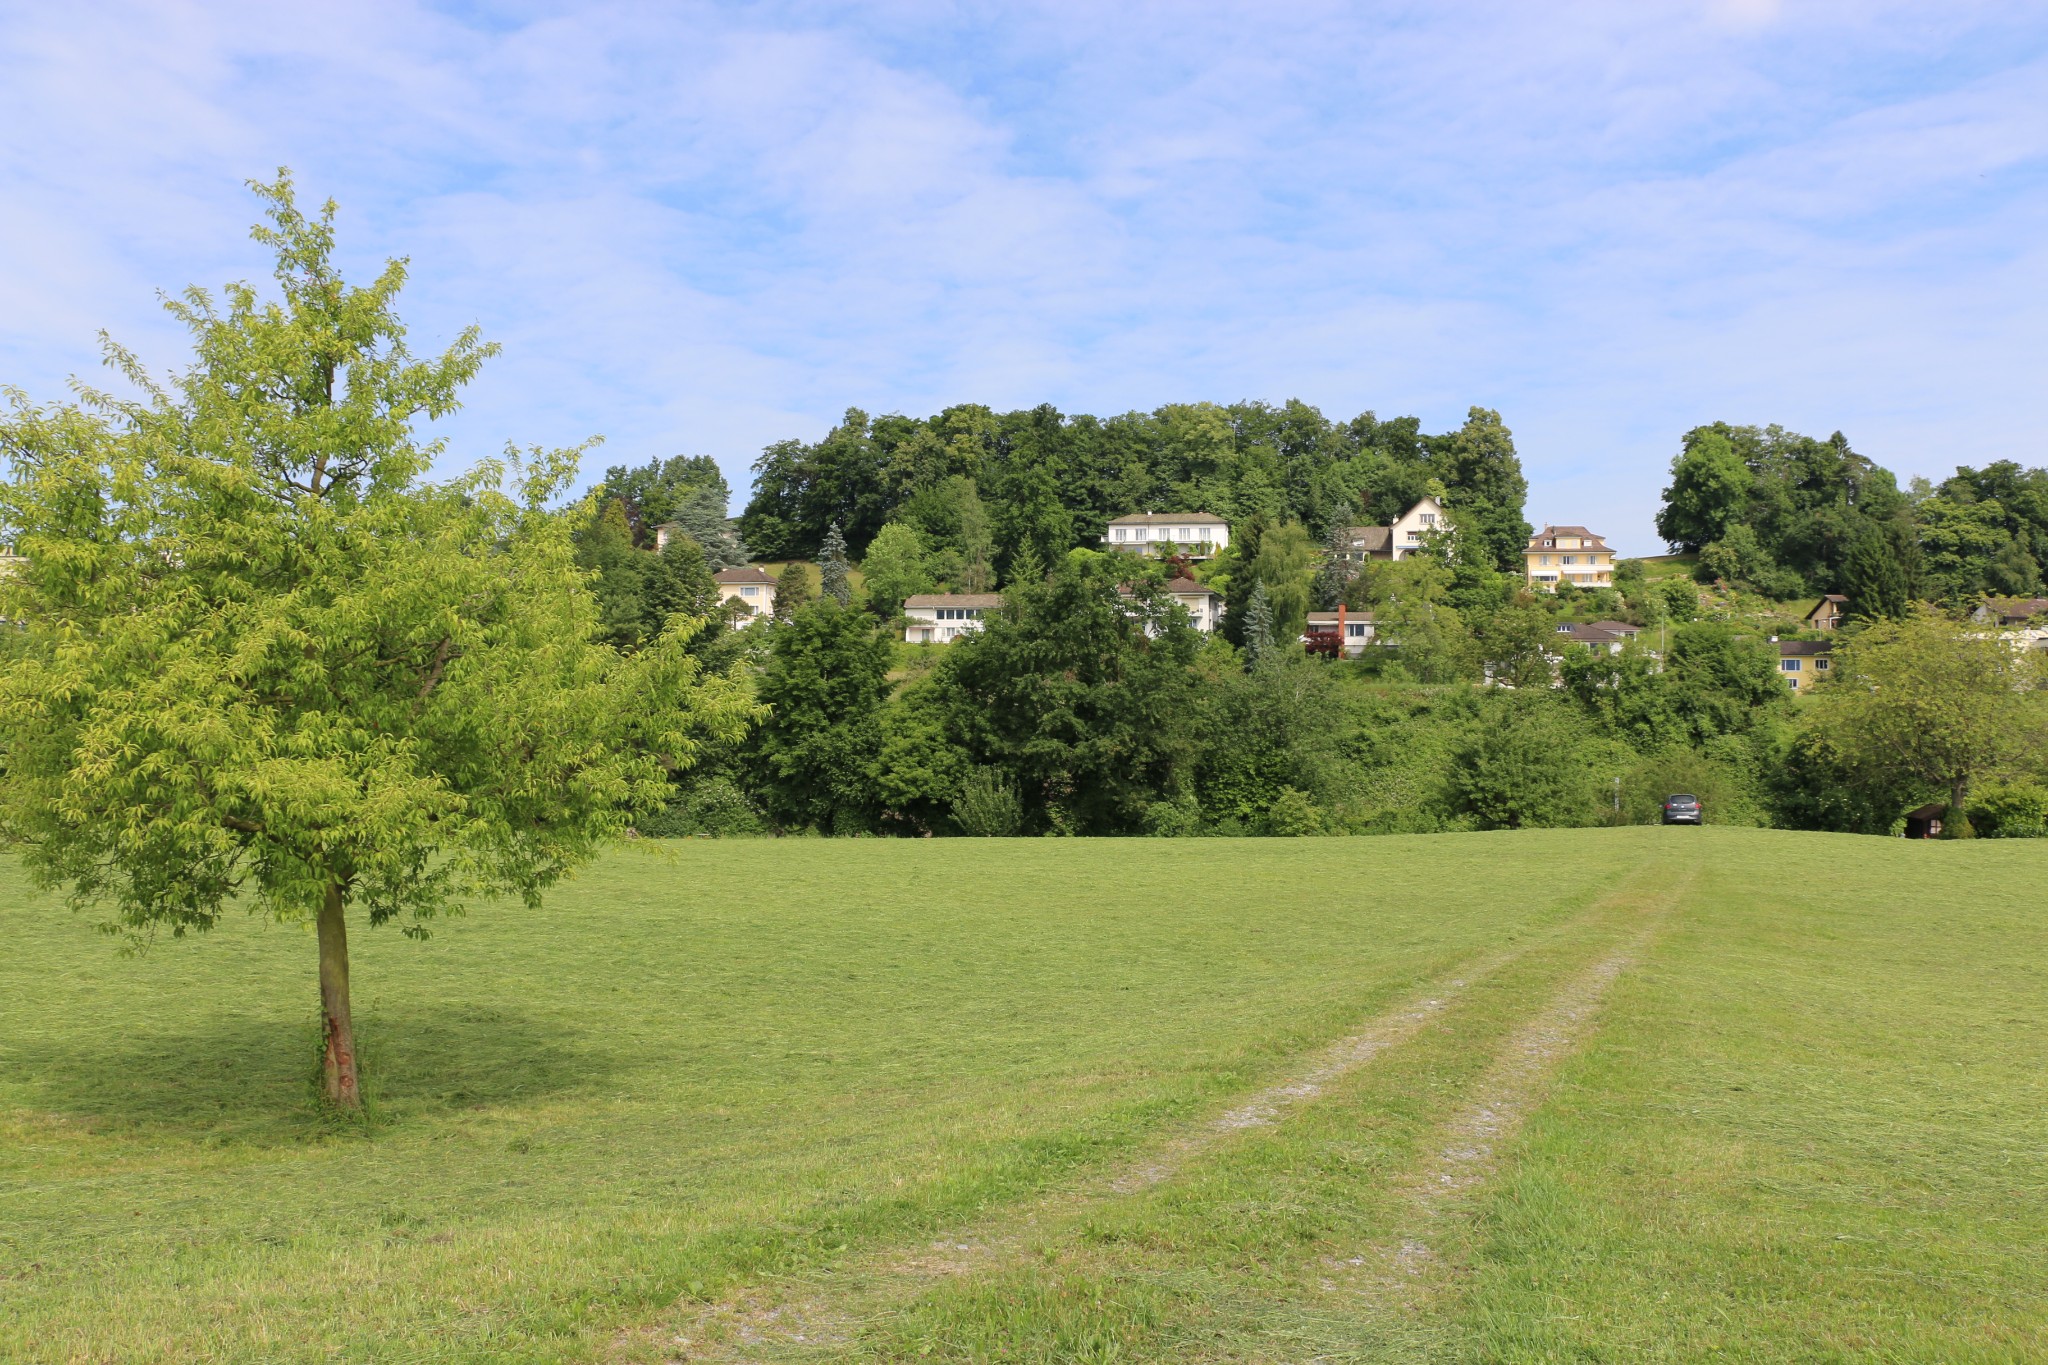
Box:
left=1801, top=610, right=2046, bottom=834
left=0, top=176, right=756, bottom=1107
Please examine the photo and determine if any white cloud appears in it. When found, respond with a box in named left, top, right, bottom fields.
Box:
left=2, top=0, right=2044, bottom=550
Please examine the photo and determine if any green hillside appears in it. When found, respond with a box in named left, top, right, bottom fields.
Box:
left=3, top=830, right=2043, bottom=1362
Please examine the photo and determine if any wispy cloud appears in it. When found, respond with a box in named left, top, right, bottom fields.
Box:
left=3, top=0, right=2044, bottom=548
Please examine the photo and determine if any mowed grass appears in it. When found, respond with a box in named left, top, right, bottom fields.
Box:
left=1, top=830, right=2043, bottom=1363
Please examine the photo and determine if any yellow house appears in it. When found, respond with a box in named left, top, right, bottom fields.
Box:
left=1524, top=525, right=1614, bottom=590
left=1778, top=639, right=1834, bottom=693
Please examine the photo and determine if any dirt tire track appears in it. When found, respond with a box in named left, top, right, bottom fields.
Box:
left=610, top=877, right=1677, bottom=1363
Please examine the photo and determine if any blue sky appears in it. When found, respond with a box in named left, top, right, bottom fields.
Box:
left=4, top=1, right=2045, bottom=552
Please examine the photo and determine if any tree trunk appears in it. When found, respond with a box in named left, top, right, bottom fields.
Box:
left=317, top=879, right=362, bottom=1109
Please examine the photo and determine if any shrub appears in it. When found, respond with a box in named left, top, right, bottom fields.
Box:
left=952, top=767, right=1024, bottom=837
left=1967, top=780, right=2048, bottom=838
left=638, top=777, right=765, bottom=837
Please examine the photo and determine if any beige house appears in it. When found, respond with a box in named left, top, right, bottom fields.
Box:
left=713, top=566, right=777, bottom=621
left=1304, top=610, right=1379, bottom=656
left=1104, top=512, right=1230, bottom=559
left=1778, top=639, right=1834, bottom=693
left=1160, top=576, right=1224, bottom=633
left=904, top=592, right=1000, bottom=643
left=1805, top=594, right=1849, bottom=631
left=1524, top=525, right=1614, bottom=590
left=1337, top=496, right=1449, bottom=564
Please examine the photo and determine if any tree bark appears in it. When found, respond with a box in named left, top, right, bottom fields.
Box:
left=317, top=879, right=362, bottom=1109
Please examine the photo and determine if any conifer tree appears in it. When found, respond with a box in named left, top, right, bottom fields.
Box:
left=1841, top=523, right=1910, bottom=622
left=773, top=559, right=815, bottom=621
left=1243, top=581, right=1276, bottom=671
left=818, top=523, right=853, bottom=605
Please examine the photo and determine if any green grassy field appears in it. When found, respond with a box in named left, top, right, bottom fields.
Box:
left=3, top=830, right=2043, bottom=1363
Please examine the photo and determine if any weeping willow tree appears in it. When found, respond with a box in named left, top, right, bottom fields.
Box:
left=0, top=174, right=757, bottom=1108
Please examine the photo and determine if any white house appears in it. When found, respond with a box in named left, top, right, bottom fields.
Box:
left=1104, top=512, right=1230, bottom=559
left=1303, top=610, right=1379, bottom=656
left=1118, top=576, right=1225, bottom=633
left=1337, top=496, right=1448, bottom=563
left=713, top=566, right=777, bottom=620
left=903, top=592, right=1000, bottom=643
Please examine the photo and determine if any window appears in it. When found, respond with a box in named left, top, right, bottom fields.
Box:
left=1816, top=658, right=1830, bottom=670
left=1113, top=527, right=1126, bottom=542
left=1420, top=512, right=1437, bottom=526
left=1178, top=527, right=1194, bottom=540
left=1347, top=623, right=1367, bottom=637
left=741, top=586, right=759, bottom=597
left=1562, top=556, right=1577, bottom=565
left=1539, top=555, right=1551, bottom=565
left=1781, top=659, right=1801, bottom=671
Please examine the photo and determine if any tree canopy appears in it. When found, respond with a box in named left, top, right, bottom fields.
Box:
left=0, top=175, right=756, bottom=1106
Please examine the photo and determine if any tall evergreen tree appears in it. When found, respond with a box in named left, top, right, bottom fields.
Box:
left=818, top=523, right=853, bottom=606
left=1840, top=523, right=1910, bottom=622
left=1243, top=582, right=1276, bottom=671
left=773, top=560, right=814, bottom=621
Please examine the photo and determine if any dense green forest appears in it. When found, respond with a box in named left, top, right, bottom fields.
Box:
left=568, top=404, right=2047, bottom=844
left=1658, top=422, right=2048, bottom=606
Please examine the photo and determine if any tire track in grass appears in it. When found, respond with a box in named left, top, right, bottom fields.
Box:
left=610, top=873, right=1675, bottom=1364
left=1317, top=875, right=1687, bottom=1337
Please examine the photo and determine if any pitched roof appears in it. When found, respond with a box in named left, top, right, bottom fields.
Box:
left=1778, top=639, right=1834, bottom=657
left=1585, top=620, right=1641, bottom=634
left=1105, top=512, right=1229, bottom=526
left=1556, top=623, right=1623, bottom=643
left=1160, top=576, right=1220, bottom=596
left=1988, top=596, right=2048, bottom=622
left=713, top=566, right=777, bottom=585
left=1525, top=525, right=1612, bottom=551
left=1305, top=610, right=1377, bottom=623
left=902, top=593, right=1004, bottom=609
left=1342, top=526, right=1393, bottom=552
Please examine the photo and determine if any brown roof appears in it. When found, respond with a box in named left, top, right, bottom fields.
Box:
left=902, top=593, right=1004, bottom=609
left=1306, top=610, right=1377, bottom=623
left=1343, top=526, right=1392, bottom=553
left=713, top=566, right=777, bottom=585
left=1161, top=576, right=1219, bottom=596
left=1586, top=620, right=1641, bottom=634
left=1106, top=512, right=1229, bottom=527
left=1525, top=525, right=1612, bottom=551
left=1988, top=597, right=2048, bottom=622
left=1556, top=623, right=1622, bottom=643
left=1779, top=640, right=1834, bottom=657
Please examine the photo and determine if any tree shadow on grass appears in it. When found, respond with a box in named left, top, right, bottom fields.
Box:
left=9, top=1003, right=613, bottom=1145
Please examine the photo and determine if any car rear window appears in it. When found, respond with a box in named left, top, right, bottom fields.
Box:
left=1668, top=794, right=1698, bottom=803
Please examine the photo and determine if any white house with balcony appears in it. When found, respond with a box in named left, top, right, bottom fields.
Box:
left=1104, top=512, right=1230, bottom=559
left=713, top=566, right=777, bottom=620
left=903, top=592, right=1001, bottom=643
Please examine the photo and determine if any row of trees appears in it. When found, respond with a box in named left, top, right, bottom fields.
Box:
left=1658, top=422, right=2048, bottom=606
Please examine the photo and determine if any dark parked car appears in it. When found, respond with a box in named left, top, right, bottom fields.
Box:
left=1661, top=793, right=1703, bottom=825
